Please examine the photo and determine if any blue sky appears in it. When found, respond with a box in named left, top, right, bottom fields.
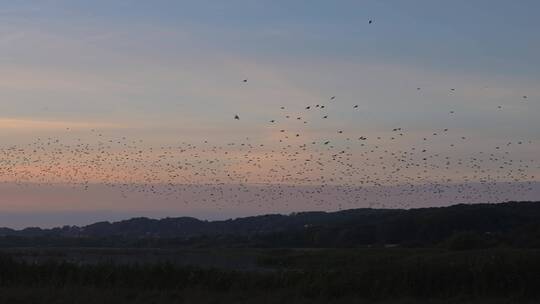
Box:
left=1, top=1, right=539, bottom=121
left=56, top=0, right=540, bottom=74
left=2, top=1, right=539, bottom=104
left=0, top=1, right=539, bottom=227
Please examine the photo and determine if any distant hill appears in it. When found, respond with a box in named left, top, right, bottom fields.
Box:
left=0, top=201, right=539, bottom=248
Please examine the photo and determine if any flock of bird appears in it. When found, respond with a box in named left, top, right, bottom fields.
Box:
left=0, top=78, right=537, bottom=211
left=0, top=19, right=538, bottom=211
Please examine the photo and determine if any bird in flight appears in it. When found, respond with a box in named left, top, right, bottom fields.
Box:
left=234, top=114, right=240, bottom=120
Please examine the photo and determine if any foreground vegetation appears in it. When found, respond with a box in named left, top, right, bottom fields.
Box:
left=1, top=202, right=539, bottom=302
left=0, top=247, right=539, bottom=303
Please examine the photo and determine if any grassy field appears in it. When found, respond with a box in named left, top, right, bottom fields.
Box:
left=0, top=247, right=539, bottom=303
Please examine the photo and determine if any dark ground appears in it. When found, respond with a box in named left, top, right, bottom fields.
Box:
left=1, top=202, right=539, bottom=303
left=0, top=247, right=539, bottom=303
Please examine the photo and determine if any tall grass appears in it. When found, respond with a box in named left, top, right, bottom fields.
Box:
left=0, top=248, right=539, bottom=302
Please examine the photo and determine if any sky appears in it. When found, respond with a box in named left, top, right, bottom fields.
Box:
left=0, top=1, right=539, bottom=228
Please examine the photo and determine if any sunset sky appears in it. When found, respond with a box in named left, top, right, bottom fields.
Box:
left=0, top=1, right=539, bottom=228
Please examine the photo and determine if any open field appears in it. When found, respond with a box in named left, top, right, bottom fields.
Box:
left=0, top=247, right=539, bottom=303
